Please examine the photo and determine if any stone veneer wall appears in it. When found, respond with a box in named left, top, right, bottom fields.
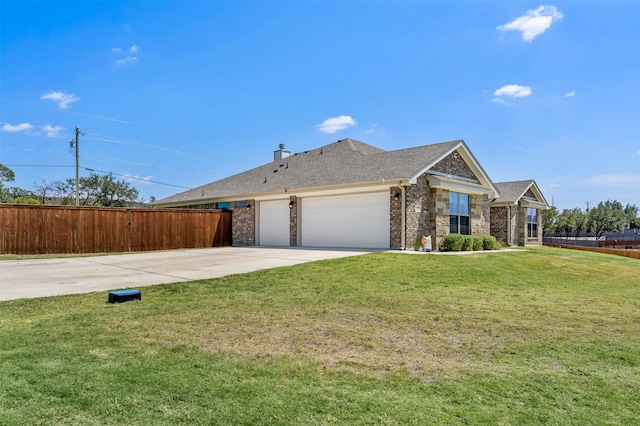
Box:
left=470, top=194, right=491, bottom=236
left=289, top=196, right=297, bottom=247
left=232, top=200, right=255, bottom=246
left=537, top=210, right=544, bottom=245
left=402, top=173, right=491, bottom=250
left=428, top=187, right=449, bottom=250
left=390, top=187, right=403, bottom=249
left=430, top=150, right=478, bottom=180
left=517, top=205, right=527, bottom=246
left=490, top=205, right=517, bottom=245
left=518, top=204, right=543, bottom=246
left=405, top=175, right=431, bottom=249
left=490, top=207, right=508, bottom=243
left=509, top=207, right=518, bottom=246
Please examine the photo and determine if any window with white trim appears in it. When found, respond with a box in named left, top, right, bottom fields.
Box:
left=449, top=192, right=470, bottom=235
left=527, top=208, right=538, bottom=238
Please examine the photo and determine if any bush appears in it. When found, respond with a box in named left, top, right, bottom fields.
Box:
left=482, top=235, right=497, bottom=250
left=473, top=236, right=484, bottom=251
left=440, top=233, right=464, bottom=251
left=413, top=236, right=422, bottom=251
left=440, top=234, right=501, bottom=252
left=462, top=235, right=474, bottom=251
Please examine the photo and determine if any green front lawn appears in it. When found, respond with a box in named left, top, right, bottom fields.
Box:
left=1, top=247, right=638, bottom=425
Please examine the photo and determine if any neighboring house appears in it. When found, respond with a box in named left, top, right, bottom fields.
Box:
left=490, top=180, right=549, bottom=246
left=155, top=138, right=505, bottom=250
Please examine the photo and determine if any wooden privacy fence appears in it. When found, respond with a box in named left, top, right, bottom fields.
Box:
left=598, top=239, right=640, bottom=249
left=544, top=243, right=640, bottom=260
left=0, top=204, right=232, bottom=254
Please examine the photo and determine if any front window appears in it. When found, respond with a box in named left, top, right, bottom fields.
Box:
left=527, top=208, right=538, bottom=238
left=449, top=192, right=470, bottom=235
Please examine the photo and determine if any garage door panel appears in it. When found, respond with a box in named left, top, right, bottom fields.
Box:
left=301, top=192, right=389, bottom=248
left=259, top=200, right=290, bottom=246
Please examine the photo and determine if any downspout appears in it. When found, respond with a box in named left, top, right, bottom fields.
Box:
left=400, top=185, right=406, bottom=250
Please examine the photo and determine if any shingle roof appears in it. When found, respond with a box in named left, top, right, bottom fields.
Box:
left=156, top=138, right=466, bottom=204
left=493, top=180, right=535, bottom=204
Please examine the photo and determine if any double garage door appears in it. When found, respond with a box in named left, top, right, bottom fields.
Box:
left=259, top=192, right=389, bottom=249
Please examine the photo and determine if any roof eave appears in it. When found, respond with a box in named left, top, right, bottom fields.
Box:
left=153, top=179, right=411, bottom=207
left=426, top=175, right=493, bottom=196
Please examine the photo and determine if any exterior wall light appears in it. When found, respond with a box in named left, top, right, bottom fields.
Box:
left=246, top=204, right=251, bottom=211
left=289, top=200, right=295, bottom=208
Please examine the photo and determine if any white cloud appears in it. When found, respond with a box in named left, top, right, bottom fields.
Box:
left=364, top=123, right=386, bottom=136
left=42, top=124, right=65, bottom=138
left=2, top=122, right=34, bottom=133
left=584, top=173, right=640, bottom=188
left=564, top=91, right=576, bottom=97
left=317, top=115, right=357, bottom=134
left=116, top=56, right=138, bottom=65
left=494, top=84, right=532, bottom=98
left=41, top=91, right=80, bottom=109
left=548, top=183, right=560, bottom=188
left=111, top=45, right=140, bottom=64
left=497, top=5, right=563, bottom=42
left=123, top=174, right=154, bottom=185
left=490, top=97, right=509, bottom=105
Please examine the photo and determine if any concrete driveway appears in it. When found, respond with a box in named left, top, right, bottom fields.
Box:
left=0, top=247, right=373, bottom=301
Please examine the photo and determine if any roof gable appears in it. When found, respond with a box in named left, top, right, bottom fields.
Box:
left=492, top=180, right=549, bottom=208
left=407, top=140, right=498, bottom=197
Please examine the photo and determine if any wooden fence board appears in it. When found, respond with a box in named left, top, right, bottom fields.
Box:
left=0, top=204, right=232, bottom=254
left=544, top=243, right=640, bottom=260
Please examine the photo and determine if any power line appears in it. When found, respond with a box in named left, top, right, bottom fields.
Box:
left=86, top=154, right=211, bottom=176
left=85, top=133, right=261, bottom=164
left=1, top=97, right=167, bottom=130
left=5, top=164, right=74, bottom=168
left=4, top=149, right=207, bottom=176
left=85, top=167, right=193, bottom=190
left=1, top=97, right=272, bottom=149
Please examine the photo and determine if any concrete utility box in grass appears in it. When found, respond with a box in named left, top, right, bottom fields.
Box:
left=108, top=289, right=141, bottom=303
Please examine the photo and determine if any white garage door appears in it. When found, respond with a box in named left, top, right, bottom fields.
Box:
left=259, top=200, right=290, bottom=246
left=301, top=192, right=390, bottom=249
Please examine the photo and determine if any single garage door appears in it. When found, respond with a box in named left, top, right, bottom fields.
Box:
left=301, top=192, right=389, bottom=248
left=259, top=199, right=290, bottom=246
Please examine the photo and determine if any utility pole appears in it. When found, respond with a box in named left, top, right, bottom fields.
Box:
left=74, top=126, right=80, bottom=206
left=585, top=201, right=590, bottom=212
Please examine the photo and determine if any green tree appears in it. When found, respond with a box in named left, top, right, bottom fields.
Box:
left=623, top=203, right=639, bottom=228
left=0, top=163, right=15, bottom=187
left=572, top=208, right=588, bottom=238
left=555, top=209, right=573, bottom=237
left=0, top=163, right=16, bottom=201
left=33, top=179, right=60, bottom=205
left=587, top=200, right=627, bottom=239
left=59, top=172, right=140, bottom=207
left=542, top=205, right=558, bottom=236
left=2, top=186, right=40, bottom=204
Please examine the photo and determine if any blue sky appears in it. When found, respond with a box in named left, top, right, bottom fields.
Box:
left=1, top=1, right=638, bottom=210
